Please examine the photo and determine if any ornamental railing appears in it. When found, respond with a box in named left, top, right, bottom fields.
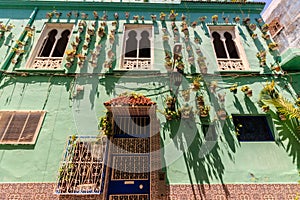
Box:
left=55, top=135, right=107, bottom=195
left=30, top=57, right=63, bottom=69
left=122, top=58, right=151, bottom=70
left=217, top=59, right=245, bottom=71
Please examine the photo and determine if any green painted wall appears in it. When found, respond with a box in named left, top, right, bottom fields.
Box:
left=0, top=1, right=299, bottom=185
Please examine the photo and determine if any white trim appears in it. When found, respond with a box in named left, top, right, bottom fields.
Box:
left=25, top=23, right=74, bottom=69
left=208, top=25, right=250, bottom=71
left=120, top=24, right=154, bottom=70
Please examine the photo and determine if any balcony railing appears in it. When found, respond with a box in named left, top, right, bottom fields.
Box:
left=30, top=57, right=63, bottom=69
left=122, top=58, right=151, bottom=70
left=217, top=59, right=245, bottom=71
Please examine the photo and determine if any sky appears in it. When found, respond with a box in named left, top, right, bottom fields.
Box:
left=254, top=0, right=273, bottom=13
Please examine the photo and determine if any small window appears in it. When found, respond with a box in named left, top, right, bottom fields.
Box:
left=232, top=115, right=274, bottom=142
left=121, top=24, right=154, bottom=70
left=209, top=26, right=249, bottom=71
left=25, top=23, right=74, bottom=70
left=0, top=111, right=46, bottom=145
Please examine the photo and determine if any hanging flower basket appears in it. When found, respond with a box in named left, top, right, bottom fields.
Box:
left=199, top=16, right=207, bottom=23
left=198, top=105, right=210, bottom=118
left=241, top=85, right=252, bottom=97
left=230, top=83, right=238, bottom=94
left=234, top=16, right=240, bottom=23
left=249, top=23, right=257, bottom=31
left=261, top=105, right=270, bottom=112
left=268, top=42, right=279, bottom=51
left=261, top=24, right=269, bottom=33
left=212, top=15, right=218, bottom=24
left=169, top=10, right=178, bottom=21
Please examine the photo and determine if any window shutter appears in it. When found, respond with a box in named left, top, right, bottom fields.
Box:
left=0, top=111, right=45, bottom=145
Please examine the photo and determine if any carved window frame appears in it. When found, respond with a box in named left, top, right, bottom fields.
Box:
left=120, top=24, right=154, bottom=70
left=25, top=23, right=74, bottom=70
left=208, top=26, right=249, bottom=71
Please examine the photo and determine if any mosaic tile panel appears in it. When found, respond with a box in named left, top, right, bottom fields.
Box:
left=0, top=183, right=299, bottom=199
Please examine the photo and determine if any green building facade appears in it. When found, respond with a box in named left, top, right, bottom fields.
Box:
left=0, top=1, right=299, bottom=199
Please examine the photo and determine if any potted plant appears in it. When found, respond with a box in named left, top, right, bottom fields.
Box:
left=151, top=14, right=157, bottom=22
left=165, top=109, right=180, bottom=121
left=197, top=95, right=205, bottom=107
left=199, top=16, right=207, bottom=23
left=262, top=33, right=270, bottom=40
left=76, top=53, right=86, bottom=62
left=169, top=10, right=178, bottom=21
left=165, top=95, right=176, bottom=110
left=87, top=27, right=95, bottom=36
left=160, top=12, right=166, bottom=21
left=212, top=15, right=218, bottom=24
left=192, top=77, right=201, bottom=91
left=241, top=85, right=252, bottom=97
left=98, top=27, right=106, bottom=38
left=234, top=16, right=240, bottom=23
left=65, top=49, right=76, bottom=62
left=261, top=105, right=270, bottom=112
left=199, top=105, right=210, bottom=118
left=271, top=65, right=281, bottom=72
left=230, top=83, right=238, bottom=94
left=249, top=23, right=257, bottom=31
left=243, top=17, right=251, bottom=26
left=268, top=42, right=279, bottom=51
left=251, top=33, right=258, bottom=39
left=133, top=15, right=139, bottom=23
left=191, top=21, right=197, bottom=28
left=277, top=111, right=286, bottom=121
left=261, top=24, right=269, bottom=33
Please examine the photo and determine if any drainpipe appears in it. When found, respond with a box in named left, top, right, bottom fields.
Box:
left=0, top=7, right=39, bottom=77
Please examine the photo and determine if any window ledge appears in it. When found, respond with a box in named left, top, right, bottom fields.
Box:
left=15, top=68, right=66, bottom=73
left=112, top=69, right=161, bottom=75
left=215, top=70, right=260, bottom=74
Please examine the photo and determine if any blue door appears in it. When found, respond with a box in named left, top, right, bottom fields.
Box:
left=107, top=116, right=150, bottom=200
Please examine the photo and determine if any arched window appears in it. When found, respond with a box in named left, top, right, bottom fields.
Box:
left=38, top=29, right=57, bottom=57
left=122, top=24, right=153, bottom=70
left=25, top=23, right=74, bottom=70
left=212, top=32, right=227, bottom=58
left=209, top=26, right=249, bottom=71
left=224, top=32, right=239, bottom=59
left=139, top=31, right=151, bottom=58
left=52, top=30, right=71, bottom=57
left=125, top=30, right=138, bottom=57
